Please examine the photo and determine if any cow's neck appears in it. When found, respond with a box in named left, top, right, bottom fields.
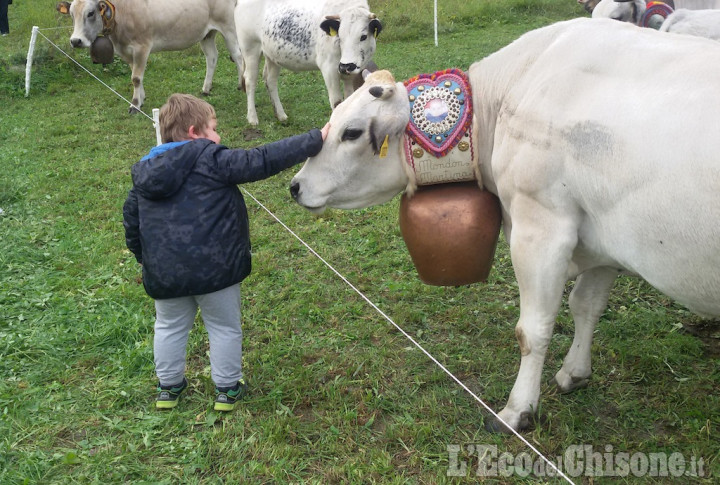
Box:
left=401, top=69, right=478, bottom=187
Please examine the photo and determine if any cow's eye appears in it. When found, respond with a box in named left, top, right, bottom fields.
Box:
left=341, top=128, right=363, bottom=141
left=360, top=34, right=368, bottom=41
left=88, top=10, right=95, bottom=18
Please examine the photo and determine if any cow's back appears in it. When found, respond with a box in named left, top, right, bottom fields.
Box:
left=471, top=18, right=720, bottom=316
left=235, top=0, right=321, bottom=71
left=113, top=0, right=222, bottom=52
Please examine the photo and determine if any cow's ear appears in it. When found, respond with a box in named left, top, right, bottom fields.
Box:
left=368, top=86, right=394, bottom=99
left=369, top=19, right=382, bottom=38
left=56, top=1, right=71, bottom=15
left=320, top=17, right=341, bottom=37
left=365, top=70, right=396, bottom=99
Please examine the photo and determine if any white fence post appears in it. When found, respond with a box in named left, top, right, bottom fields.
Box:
left=25, top=26, right=39, bottom=97
left=153, top=108, right=162, bottom=146
left=434, top=0, right=438, bottom=47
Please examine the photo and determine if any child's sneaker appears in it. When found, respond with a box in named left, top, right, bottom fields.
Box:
left=214, top=379, right=247, bottom=411
left=156, top=378, right=188, bottom=409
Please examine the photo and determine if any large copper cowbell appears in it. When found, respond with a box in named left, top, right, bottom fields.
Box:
left=399, top=181, right=502, bottom=286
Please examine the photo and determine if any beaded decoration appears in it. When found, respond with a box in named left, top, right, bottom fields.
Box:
left=403, top=69, right=475, bottom=186
left=404, top=69, right=472, bottom=157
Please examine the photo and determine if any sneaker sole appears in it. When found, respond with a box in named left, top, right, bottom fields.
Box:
left=156, top=400, right=179, bottom=409
left=214, top=402, right=236, bottom=412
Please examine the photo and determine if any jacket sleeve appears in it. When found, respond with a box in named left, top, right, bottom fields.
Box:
left=212, top=129, right=324, bottom=184
left=122, top=187, right=143, bottom=264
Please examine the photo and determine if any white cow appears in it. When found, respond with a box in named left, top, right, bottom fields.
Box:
left=660, top=8, right=720, bottom=39
left=592, top=0, right=720, bottom=23
left=57, top=0, right=243, bottom=113
left=290, top=18, right=720, bottom=432
left=234, top=0, right=382, bottom=125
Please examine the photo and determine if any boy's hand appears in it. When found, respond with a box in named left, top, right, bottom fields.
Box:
left=320, top=122, right=331, bottom=141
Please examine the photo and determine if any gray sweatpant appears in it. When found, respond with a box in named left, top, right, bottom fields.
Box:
left=153, top=284, right=243, bottom=388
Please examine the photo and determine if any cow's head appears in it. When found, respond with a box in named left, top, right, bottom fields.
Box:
left=591, top=0, right=646, bottom=23
left=320, top=9, right=382, bottom=76
left=290, top=70, right=411, bottom=214
left=578, top=0, right=602, bottom=14
left=57, top=0, right=115, bottom=48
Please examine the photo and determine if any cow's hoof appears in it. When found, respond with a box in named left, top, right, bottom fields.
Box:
left=201, top=91, right=211, bottom=97
left=128, top=105, right=141, bottom=115
left=484, top=411, right=535, bottom=434
left=550, top=374, right=590, bottom=394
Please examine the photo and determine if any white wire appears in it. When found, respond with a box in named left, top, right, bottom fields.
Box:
left=35, top=30, right=154, bottom=122
left=242, top=188, right=575, bottom=484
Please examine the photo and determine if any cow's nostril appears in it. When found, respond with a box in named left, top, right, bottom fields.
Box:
left=290, top=182, right=300, bottom=200
left=70, top=38, right=82, bottom=48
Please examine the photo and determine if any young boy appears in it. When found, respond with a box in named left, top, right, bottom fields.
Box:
left=123, top=93, right=329, bottom=411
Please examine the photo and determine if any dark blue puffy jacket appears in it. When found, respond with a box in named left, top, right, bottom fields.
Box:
left=123, top=131, right=323, bottom=299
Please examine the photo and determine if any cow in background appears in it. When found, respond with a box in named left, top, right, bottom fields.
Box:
left=57, top=0, right=243, bottom=113
left=234, top=0, right=382, bottom=125
left=592, top=0, right=720, bottom=23
left=578, top=0, right=602, bottom=14
left=660, top=9, right=720, bottom=40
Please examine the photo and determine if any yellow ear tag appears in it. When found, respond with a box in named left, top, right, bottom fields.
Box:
left=379, top=135, right=389, bottom=158
left=329, top=27, right=338, bottom=37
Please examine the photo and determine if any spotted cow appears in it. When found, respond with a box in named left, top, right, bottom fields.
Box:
left=234, top=0, right=382, bottom=125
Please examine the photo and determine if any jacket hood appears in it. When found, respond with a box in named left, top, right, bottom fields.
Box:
left=131, top=139, right=212, bottom=200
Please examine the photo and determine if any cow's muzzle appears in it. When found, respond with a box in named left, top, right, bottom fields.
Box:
left=70, top=38, right=84, bottom=48
left=339, top=63, right=358, bottom=75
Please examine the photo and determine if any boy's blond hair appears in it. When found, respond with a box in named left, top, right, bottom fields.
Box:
left=159, top=93, right=216, bottom=143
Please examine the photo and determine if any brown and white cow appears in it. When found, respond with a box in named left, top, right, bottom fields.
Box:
left=290, top=18, right=720, bottom=432
left=57, top=0, right=243, bottom=113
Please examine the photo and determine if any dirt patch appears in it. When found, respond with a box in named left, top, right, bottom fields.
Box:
left=243, top=128, right=263, bottom=141
left=682, top=319, right=720, bottom=357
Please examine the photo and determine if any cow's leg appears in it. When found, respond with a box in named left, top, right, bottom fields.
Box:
left=220, top=30, right=244, bottom=91
left=263, top=58, right=287, bottom=122
left=129, top=48, right=150, bottom=113
left=551, top=267, right=616, bottom=393
left=320, top=66, right=344, bottom=109
left=342, top=75, right=355, bottom=99
left=200, top=31, right=219, bottom=95
left=241, top=44, right=262, bottom=125
left=488, top=207, right=578, bottom=432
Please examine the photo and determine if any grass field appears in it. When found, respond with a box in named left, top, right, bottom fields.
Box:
left=1, top=0, right=718, bottom=483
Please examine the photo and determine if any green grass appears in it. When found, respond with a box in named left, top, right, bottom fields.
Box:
left=1, top=0, right=719, bottom=483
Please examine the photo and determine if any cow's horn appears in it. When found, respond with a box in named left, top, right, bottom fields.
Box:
left=369, top=13, right=377, bottom=19
left=325, top=15, right=340, bottom=20
left=362, top=69, right=372, bottom=80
